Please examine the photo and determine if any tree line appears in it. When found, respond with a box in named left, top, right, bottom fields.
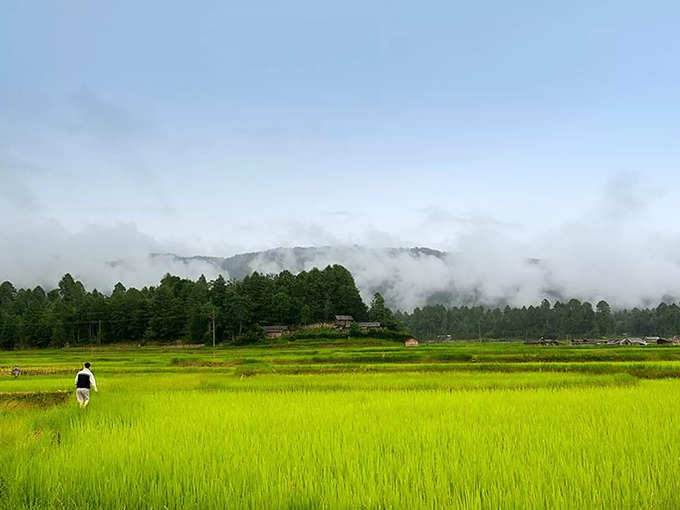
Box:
left=7, top=264, right=676, bottom=348
left=0, top=265, right=393, bottom=349
left=396, top=299, right=680, bottom=340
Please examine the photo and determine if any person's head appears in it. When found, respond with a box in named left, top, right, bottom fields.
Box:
left=84, top=362, right=91, bottom=369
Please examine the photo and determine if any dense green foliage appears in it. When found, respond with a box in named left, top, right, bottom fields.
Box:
left=282, top=325, right=410, bottom=342
left=2, top=342, right=680, bottom=508
left=0, top=265, right=371, bottom=349
left=398, top=298, right=680, bottom=339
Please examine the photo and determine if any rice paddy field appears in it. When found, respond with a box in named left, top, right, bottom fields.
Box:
left=2, top=340, right=680, bottom=509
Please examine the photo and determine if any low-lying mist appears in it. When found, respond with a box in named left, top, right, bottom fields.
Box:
left=3, top=174, right=679, bottom=311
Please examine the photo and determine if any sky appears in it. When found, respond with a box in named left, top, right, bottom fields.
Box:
left=2, top=1, right=680, bottom=304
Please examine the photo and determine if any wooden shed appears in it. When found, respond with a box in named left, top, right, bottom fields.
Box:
left=334, top=315, right=354, bottom=329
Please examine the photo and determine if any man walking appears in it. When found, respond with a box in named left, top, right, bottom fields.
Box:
left=75, top=362, right=98, bottom=407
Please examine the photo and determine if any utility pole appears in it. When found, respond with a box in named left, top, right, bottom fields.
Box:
left=98, top=320, right=102, bottom=345
left=212, top=308, right=216, bottom=348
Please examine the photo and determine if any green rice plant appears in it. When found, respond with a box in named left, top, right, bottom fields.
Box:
left=1, top=343, right=680, bottom=509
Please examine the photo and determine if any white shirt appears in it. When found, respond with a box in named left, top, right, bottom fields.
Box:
left=75, top=368, right=98, bottom=391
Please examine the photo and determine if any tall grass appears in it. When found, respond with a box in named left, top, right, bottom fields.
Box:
left=1, top=343, right=679, bottom=508
left=1, top=376, right=678, bottom=508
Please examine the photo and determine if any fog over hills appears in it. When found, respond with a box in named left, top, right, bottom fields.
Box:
left=149, top=246, right=565, bottom=311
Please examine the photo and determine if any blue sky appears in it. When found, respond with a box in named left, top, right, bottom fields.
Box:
left=1, top=0, right=679, bottom=262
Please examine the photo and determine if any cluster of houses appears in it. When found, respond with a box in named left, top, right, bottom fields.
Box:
left=262, top=315, right=421, bottom=347
left=575, top=336, right=680, bottom=346
left=261, top=315, right=383, bottom=339
left=605, top=336, right=680, bottom=346
left=527, top=336, right=680, bottom=346
left=602, top=338, right=650, bottom=346
left=333, top=315, right=381, bottom=331
left=335, top=315, right=419, bottom=347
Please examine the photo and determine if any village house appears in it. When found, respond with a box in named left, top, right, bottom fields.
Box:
left=262, top=325, right=289, bottom=338
left=358, top=321, right=381, bottom=331
left=656, top=336, right=680, bottom=345
left=404, top=338, right=419, bottom=347
left=610, top=337, right=648, bottom=346
left=334, top=315, right=354, bottom=329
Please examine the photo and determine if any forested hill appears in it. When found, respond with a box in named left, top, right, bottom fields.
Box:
left=0, top=265, right=383, bottom=349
